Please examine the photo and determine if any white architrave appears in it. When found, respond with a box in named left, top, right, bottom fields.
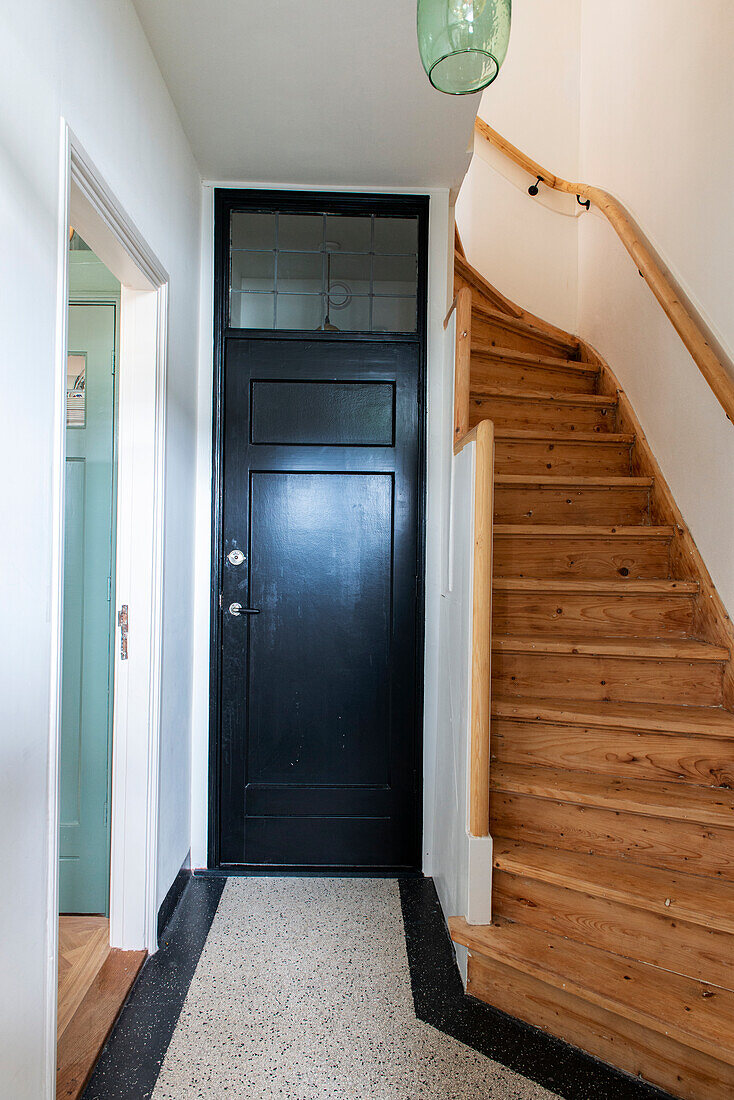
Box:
left=46, top=122, right=170, bottom=1098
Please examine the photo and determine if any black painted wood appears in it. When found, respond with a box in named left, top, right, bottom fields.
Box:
left=156, top=851, right=191, bottom=945
left=210, top=190, right=428, bottom=873
left=218, top=338, right=422, bottom=870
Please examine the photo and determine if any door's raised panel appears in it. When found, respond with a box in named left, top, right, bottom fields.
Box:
left=250, top=380, right=395, bottom=446
left=247, top=471, right=393, bottom=788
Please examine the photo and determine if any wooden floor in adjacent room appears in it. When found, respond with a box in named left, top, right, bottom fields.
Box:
left=57, top=915, right=146, bottom=1100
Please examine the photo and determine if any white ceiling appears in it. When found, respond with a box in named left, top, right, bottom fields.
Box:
left=132, top=0, right=477, bottom=187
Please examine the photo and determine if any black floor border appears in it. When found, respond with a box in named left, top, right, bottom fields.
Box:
left=81, top=876, right=225, bottom=1100
left=157, top=851, right=192, bottom=945
left=398, top=877, right=675, bottom=1100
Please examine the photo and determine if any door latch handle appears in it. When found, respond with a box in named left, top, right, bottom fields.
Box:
left=118, top=604, right=129, bottom=660
left=228, top=603, right=260, bottom=616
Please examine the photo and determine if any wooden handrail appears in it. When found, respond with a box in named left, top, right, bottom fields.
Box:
left=451, top=284, right=494, bottom=838
left=475, top=117, right=734, bottom=425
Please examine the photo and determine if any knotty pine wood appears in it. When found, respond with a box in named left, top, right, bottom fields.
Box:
left=491, top=717, right=734, bottom=787
left=57, top=947, right=146, bottom=1100
left=492, top=869, right=734, bottom=991
left=492, top=648, right=724, bottom=707
left=493, top=478, right=652, bottom=525
left=493, top=525, right=673, bottom=579
left=470, top=302, right=579, bottom=358
left=469, top=419, right=494, bottom=836
left=490, top=791, right=734, bottom=882
left=57, top=916, right=110, bottom=1041
left=455, top=250, right=581, bottom=348
left=493, top=432, right=634, bottom=476
left=453, top=287, right=472, bottom=445
left=586, top=343, right=734, bottom=707
left=453, top=918, right=734, bottom=1065
left=491, top=696, right=734, bottom=739
left=466, top=952, right=734, bottom=1100
left=493, top=763, right=734, bottom=829
left=492, top=582, right=696, bottom=638
left=470, top=349, right=597, bottom=394
left=470, top=392, right=616, bottom=433
left=492, top=838, right=734, bottom=936
left=454, top=252, right=522, bottom=318
left=452, top=249, right=734, bottom=1098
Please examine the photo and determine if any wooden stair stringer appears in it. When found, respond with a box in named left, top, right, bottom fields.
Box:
left=454, top=249, right=580, bottom=349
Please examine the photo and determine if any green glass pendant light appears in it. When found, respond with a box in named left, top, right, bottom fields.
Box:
left=417, top=0, right=511, bottom=95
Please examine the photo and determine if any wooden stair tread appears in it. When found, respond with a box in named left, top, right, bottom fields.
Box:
left=470, top=301, right=579, bottom=353
left=493, top=634, right=729, bottom=661
left=492, top=763, right=734, bottom=828
left=472, top=386, right=615, bottom=406
left=449, top=916, right=734, bottom=1064
left=471, top=345, right=599, bottom=374
left=494, top=524, right=674, bottom=538
left=495, top=474, right=652, bottom=489
left=493, top=838, right=734, bottom=936
left=493, top=696, right=734, bottom=738
left=494, top=577, right=697, bottom=593
left=494, top=429, right=635, bottom=444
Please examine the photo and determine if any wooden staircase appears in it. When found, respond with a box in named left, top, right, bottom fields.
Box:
left=449, top=251, right=734, bottom=1100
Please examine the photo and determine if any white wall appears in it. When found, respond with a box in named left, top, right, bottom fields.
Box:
left=578, top=0, right=734, bottom=617
left=0, top=3, right=201, bottom=1095
left=189, top=186, right=456, bottom=875
left=456, top=0, right=581, bottom=331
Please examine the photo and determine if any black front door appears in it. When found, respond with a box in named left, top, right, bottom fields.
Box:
left=212, top=192, right=427, bottom=871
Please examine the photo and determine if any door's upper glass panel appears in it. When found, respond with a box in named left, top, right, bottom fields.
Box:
left=229, top=210, right=419, bottom=333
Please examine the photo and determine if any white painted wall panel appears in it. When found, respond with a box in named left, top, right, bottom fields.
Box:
left=0, top=3, right=200, bottom=1094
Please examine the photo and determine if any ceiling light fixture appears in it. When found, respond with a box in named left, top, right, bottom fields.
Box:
left=417, top=0, right=511, bottom=95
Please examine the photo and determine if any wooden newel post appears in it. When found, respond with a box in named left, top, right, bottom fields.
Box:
left=453, top=287, right=472, bottom=447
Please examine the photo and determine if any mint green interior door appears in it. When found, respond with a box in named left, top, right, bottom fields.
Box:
left=59, top=303, right=117, bottom=915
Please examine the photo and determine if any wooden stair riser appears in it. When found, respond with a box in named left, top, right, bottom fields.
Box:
left=467, top=954, right=734, bottom=1100
left=491, top=793, right=734, bottom=881
left=470, top=394, right=617, bottom=433
left=492, top=870, right=734, bottom=992
left=471, top=356, right=597, bottom=395
left=492, top=651, right=724, bottom=706
left=494, top=531, right=672, bottom=579
left=493, top=591, right=695, bottom=637
left=493, top=484, right=650, bottom=525
left=491, top=719, right=734, bottom=787
left=456, top=916, right=734, bottom=1066
left=471, top=310, right=577, bottom=358
left=494, top=437, right=632, bottom=476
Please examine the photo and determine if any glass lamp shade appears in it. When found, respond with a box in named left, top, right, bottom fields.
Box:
left=417, top=0, right=511, bottom=95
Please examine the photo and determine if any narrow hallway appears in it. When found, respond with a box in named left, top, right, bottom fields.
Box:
left=152, top=879, right=558, bottom=1098
left=86, top=879, right=565, bottom=1099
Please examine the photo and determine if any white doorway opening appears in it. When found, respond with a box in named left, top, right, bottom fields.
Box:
left=46, top=124, right=170, bottom=1095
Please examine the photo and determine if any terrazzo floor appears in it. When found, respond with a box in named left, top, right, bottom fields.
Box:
left=151, top=878, right=559, bottom=1099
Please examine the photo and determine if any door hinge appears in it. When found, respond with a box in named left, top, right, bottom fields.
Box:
left=219, top=591, right=223, bottom=610
left=103, top=798, right=109, bottom=828
left=118, top=604, right=129, bottom=660
left=107, top=575, right=112, bottom=602
left=111, top=350, right=116, bottom=376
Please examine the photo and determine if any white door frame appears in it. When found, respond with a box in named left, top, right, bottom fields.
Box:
left=45, top=122, right=169, bottom=1095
